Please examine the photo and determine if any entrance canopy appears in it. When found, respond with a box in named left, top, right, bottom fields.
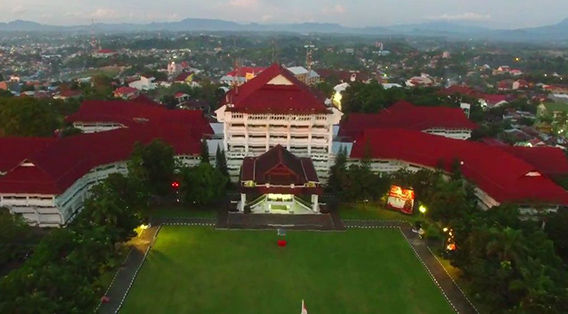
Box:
left=240, top=145, right=320, bottom=195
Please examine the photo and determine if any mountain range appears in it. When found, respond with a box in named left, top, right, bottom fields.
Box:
left=1, top=18, right=568, bottom=43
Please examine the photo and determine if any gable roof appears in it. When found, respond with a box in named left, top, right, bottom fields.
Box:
left=339, top=100, right=477, bottom=139
left=497, top=146, right=568, bottom=177
left=351, top=128, right=568, bottom=206
left=0, top=137, right=56, bottom=174
left=240, top=145, right=318, bottom=185
left=0, top=125, right=203, bottom=195
left=222, top=63, right=329, bottom=114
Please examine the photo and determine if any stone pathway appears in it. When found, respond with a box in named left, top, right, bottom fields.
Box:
left=344, top=219, right=478, bottom=314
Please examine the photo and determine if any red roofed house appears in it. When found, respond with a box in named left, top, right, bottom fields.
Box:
left=339, top=101, right=477, bottom=140
left=0, top=124, right=207, bottom=227
left=513, top=79, right=530, bottom=90
left=439, top=85, right=480, bottom=97
left=239, top=145, right=321, bottom=214
left=215, top=63, right=343, bottom=180
left=174, top=72, right=199, bottom=87
left=348, top=128, right=568, bottom=211
left=113, top=86, right=140, bottom=100
left=93, top=49, right=118, bottom=58
left=175, top=92, right=190, bottom=103
left=219, top=66, right=266, bottom=86
left=480, top=94, right=509, bottom=109
left=53, top=89, right=83, bottom=100
left=497, top=80, right=513, bottom=91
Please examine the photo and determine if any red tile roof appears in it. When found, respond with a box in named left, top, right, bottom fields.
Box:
left=351, top=128, right=568, bottom=206
left=66, top=100, right=213, bottom=135
left=96, top=49, right=116, bottom=54
left=0, top=125, right=203, bottom=195
left=240, top=145, right=319, bottom=185
left=482, top=94, right=509, bottom=105
left=339, top=101, right=477, bottom=139
left=497, top=146, right=568, bottom=177
left=174, top=72, right=193, bottom=82
left=58, top=90, right=83, bottom=98
left=114, top=86, right=138, bottom=95
left=0, top=137, right=56, bottom=173
left=222, top=63, right=329, bottom=114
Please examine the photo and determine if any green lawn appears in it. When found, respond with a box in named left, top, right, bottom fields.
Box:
left=339, top=202, right=421, bottom=223
left=144, top=206, right=217, bottom=219
left=121, top=227, right=453, bottom=314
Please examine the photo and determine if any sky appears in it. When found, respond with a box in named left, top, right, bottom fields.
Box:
left=1, top=0, right=567, bottom=29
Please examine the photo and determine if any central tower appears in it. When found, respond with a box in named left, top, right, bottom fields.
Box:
left=215, top=63, right=343, bottom=181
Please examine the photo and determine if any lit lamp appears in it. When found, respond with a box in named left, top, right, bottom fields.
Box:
left=418, top=205, right=427, bottom=214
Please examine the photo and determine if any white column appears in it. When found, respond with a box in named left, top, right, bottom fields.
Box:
left=287, top=117, right=291, bottom=150
left=223, top=114, right=229, bottom=151
left=308, top=116, right=313, bottom=155
left=240, top=193, right=246, bottom=212
left=311, top=194, right=319, bottom=212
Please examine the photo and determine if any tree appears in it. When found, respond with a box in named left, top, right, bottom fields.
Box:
left=0, top=98, right=59, bottom=136
left=215, top=145, right=228, bottom=177
left=545, top=210, right=568, bottom=261
left=0, top=208, right=37, bottom=271
left=200, top=139, right=210, bottom=164
left=180, top=163, right=227, bottom=206
left=76, top=173, right=147, bottom=241
left=327, top=146, right=347, bottom=194
left=161, top=95, right=177, bottom=109
left=127, top=140, right=176, bottom=196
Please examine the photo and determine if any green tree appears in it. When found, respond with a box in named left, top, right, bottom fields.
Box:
left=327, top=146, right=347, bottom=194
left=180, top=163, right=227, bottom=206
left=545, top=210, right=568, bottom=261
left=0, top=209, right=38, bottom=272
left=0, top=98, right=59, bottom=136
left=76, top=173, right=147, bottom=241
left=200, top=139, right=210, bottom=164
left=127, top=140, right=176, bottom=196
left=215, top=145, right=228, bottom=177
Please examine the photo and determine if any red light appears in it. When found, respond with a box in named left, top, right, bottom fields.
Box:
left=171, top=181, right=180, bottom=189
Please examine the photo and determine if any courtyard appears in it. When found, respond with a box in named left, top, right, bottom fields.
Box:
left=121, top=226, right=454, bottom=314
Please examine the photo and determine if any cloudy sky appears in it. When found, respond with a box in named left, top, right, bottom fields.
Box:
left=1, top=0, right=567, bottom=29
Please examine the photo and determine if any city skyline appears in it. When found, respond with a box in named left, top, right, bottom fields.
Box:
left=1, top=0, right=568, bottom=29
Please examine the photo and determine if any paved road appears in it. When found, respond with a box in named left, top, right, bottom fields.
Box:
left=344, top=219, right=478, bottom=314
left=97, top=218, right=477, bottom=314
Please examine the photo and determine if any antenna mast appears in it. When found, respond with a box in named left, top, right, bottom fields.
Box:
left=304, top=44, right=315, bottom=72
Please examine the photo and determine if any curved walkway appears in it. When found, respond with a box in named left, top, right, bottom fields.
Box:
left=97, top=218, right=477, bottom=314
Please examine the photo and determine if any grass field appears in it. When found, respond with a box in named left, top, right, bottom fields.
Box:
left=144, top=206, right=217, bottom=219
left=121, top=227, right=453, bottom=314
left=339, top=202, right=421, bottom=223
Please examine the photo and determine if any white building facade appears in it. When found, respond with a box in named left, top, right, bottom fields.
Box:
left=215, top=108, right=342, bottom=181
left=0, top=155, right=200, bottom=227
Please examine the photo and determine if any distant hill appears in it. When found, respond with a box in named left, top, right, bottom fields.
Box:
left=1, top=17, right=568, bottom=43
